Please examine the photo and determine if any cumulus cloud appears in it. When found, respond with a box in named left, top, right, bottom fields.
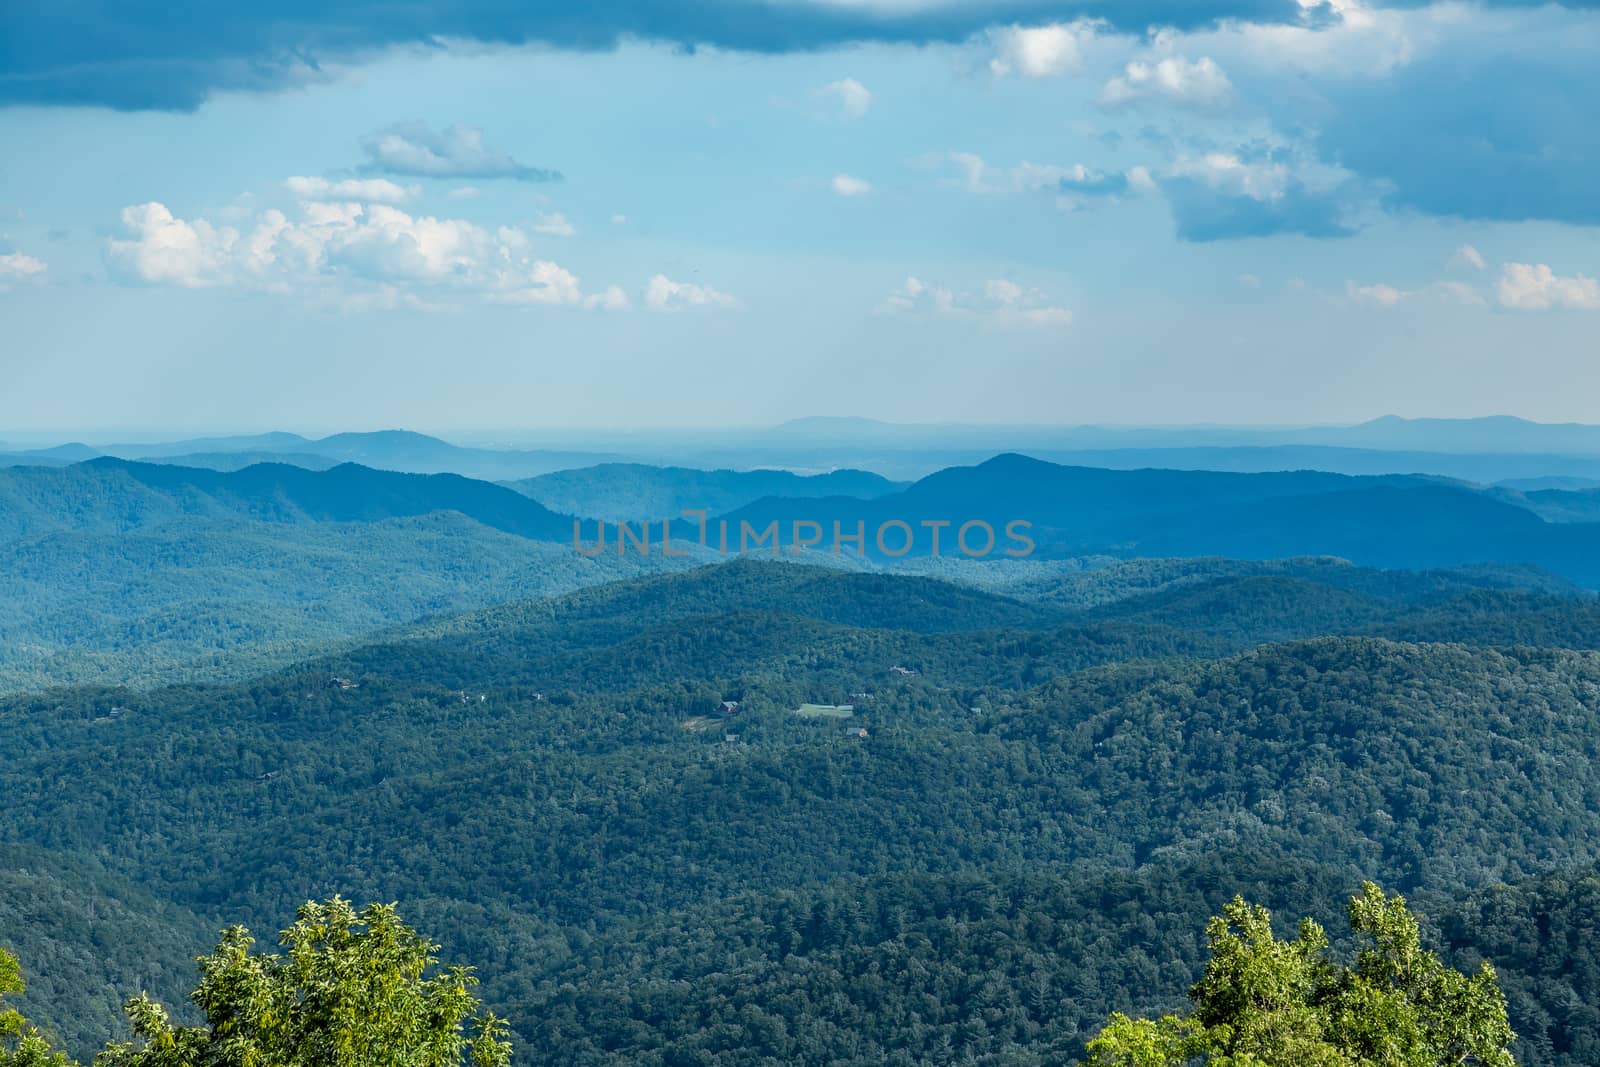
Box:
left=105, top=199, right=626, bottom=311
left=1495, top=263, right=1600, bottom=311
left=1180, top=0, right=1414, bottom=79
left=106, top=203, right=245, bottom=288
left=1100, top=55, right=1232, bottom=111
left=486, top=260, right=586, bottom=305
left=360, top=122, right=560, bottom=182
left=879, top=275, right=1071, bottom=327
left=1449, top=243, right=1487, bottom=271
left=1077, top=1, right=1600, bottom=228
left=814, top=78, right=872, bottom=119
left=1268, top=5, right=1600, bottom=226
left=1158, top=151, right=1357, bottom=242
left=830, top=174, right=873, bottom=197
left=645, top=274, right=738, bottom=312
left=987, top=22, right=1094, bottom=78
left=0, top=251, right=47, bottom=284
left=285, top=176, right=415, bottom=202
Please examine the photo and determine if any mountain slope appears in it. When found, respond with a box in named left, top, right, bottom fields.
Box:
left=507, top=462, right=905, bottom=521
left=0, top=458, right=579, bottom=541
left=709, top=454, right=1600, bottom=585
left=105, top=430, right=622, bottom=480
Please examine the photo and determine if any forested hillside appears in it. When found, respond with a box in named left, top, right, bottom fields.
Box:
left=7, top=452, right=1600, bottom=701
left=0, top=512, right=697, bottom=695
left=507, top=463, right=905, bottom=521
left=706, top=454, right=1600, bottom=583
left=5, top=558, right=1600, bottom=1063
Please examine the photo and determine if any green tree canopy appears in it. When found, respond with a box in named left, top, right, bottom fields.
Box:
left=96, top=899, right=510, bottom=1067
left=1087, top=882, right=1516, bottom=1067
left=1, top=949, right=72, bottom=1067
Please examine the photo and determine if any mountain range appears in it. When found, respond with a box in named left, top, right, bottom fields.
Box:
left=7, top=556, right=1600, bottom=1063
left=7, top=451, right=1600, bottom=699
left=1, top=430, right=622, bottom=481
left=14, top=416, right=1600, bottom=484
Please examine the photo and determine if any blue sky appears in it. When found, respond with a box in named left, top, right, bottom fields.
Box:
left=1, top=0, right=1597, bottom=433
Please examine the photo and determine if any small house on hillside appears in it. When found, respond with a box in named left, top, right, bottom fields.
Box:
left=713, top=700, right=741, bottom=718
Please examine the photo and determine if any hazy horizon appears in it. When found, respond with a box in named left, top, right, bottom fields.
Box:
left=8, top=412, right=1600, bottom=447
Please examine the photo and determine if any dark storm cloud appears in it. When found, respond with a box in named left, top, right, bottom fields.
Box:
left=1, top=0, right=1306, bottom=110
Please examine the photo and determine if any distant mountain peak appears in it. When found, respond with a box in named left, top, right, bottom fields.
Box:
left=315, top=429, right=454, bottom=447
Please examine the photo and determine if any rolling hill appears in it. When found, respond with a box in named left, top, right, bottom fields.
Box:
left=8, top=558, right=1600, bottom=1061
left=104, top=429, right=623, bottom=480
left=706, top=454, right=1600, bottom=584
left=506, top=462, right=905, bottom=521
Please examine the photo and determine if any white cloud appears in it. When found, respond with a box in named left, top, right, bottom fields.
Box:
left=285, top=176, right=416, bottom=203
left=988, top=22, right=1094, bottom=78
left=813, top=78, right=872, bottom=119
left=106, top=202, right=244, bottom=288
left=1346, top=279, right=1487, bottom=307
left=880, top=275, right=1071, bottom=327
left=489, top=260, right=584, bottom=305
left=940, top=151, right=992, bottom=193
left=610, top=213, right=628, bottom=225
left=1167, top=153, right=1288, bottom=199
left=1101, top=56, right=1233, bottom=111
left=361, top=122, right=559, bottom=182
left=645, top=274, right=738, bottom=312
left=585, top=285, right=631, bottom=311
left=0, top=251, right=47, bottom=284
left=830, top=174, right=873, bottom=197
left=532, top=211, right=576, bottom=237
left=1182, top=0, right=1415, bottom=79
left=1496, top=262, right=1600, bottom=311
left=1449, top=243, right=1487, bottom=271
left=934, top=152, right=1137, bottom=200
left=106, top=199, right=625, bottom=312
left=447, top=186, right=482, bottom=200
left=1346, top=281, right=1409, bottom=306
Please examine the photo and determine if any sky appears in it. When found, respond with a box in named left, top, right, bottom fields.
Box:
left=1, top=0, right=1598, bottom=433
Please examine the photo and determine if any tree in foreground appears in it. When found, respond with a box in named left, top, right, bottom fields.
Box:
left=1, top=949, right=72, bottom=1067
left=97, top=898, right=511, bottom=1067
left=1086, top=881, right=1515, bottom=1066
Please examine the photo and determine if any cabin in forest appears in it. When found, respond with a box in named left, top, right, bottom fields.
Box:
left=713, top=700, right=741, bottom=718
